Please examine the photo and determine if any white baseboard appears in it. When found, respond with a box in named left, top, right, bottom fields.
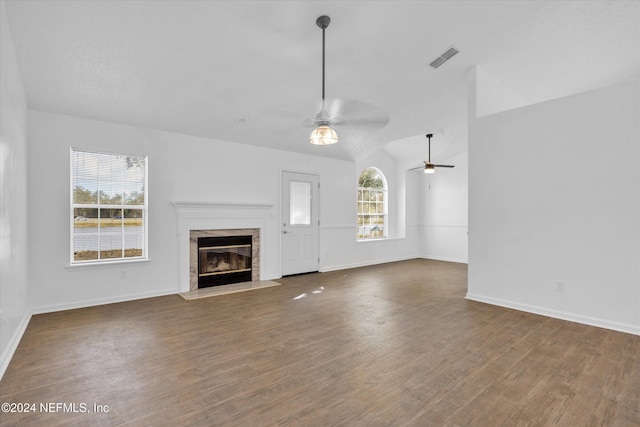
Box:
left=420, top=255, right=468, bottom=264
left=0, top=311, right=32, bottom=381
left=31, top=288, right=178, bottom=315
left=320, top=254, right=419, bottom=273
left=465, top=293, right=640, bottom=336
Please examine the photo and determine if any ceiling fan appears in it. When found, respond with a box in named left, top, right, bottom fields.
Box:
left=409, top=133, right=455, bottom=173
left=308, top=15, right=389, bottom=145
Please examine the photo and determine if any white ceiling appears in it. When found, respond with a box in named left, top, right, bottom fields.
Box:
left=5, top=0, right=640, bottom=162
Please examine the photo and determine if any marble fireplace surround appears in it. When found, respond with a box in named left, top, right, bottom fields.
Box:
left=173, top=202, right=274, bottom=293
left=189, top=228, right=259, bottom=291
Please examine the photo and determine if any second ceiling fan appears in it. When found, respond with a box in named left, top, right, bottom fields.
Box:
left=409, top=133, right=455, bottom=174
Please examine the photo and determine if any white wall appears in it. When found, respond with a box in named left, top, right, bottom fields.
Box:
left=418, top=149, right=468, bottom=263
left=0, top=0, right=30, bottom=378
left=320, top=149, right=422, bottom=272
left=468, top=79, right=640, bottom=335
left=26, top=110, right=421, bottom=313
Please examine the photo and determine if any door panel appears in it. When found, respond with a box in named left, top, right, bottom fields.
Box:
left=282, top=172, right=319, bottom=276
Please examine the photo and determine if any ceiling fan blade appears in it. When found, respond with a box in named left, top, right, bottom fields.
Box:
left=408, top=165, right=425, bottom=171
left=325, top=98, right=344, bottom=120
left=434, top=164, right=455, bottom=168
left=323, top=98, right=390, bottom=129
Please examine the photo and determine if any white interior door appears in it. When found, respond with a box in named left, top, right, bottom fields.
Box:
left=282, top=171, right=319, bottom=276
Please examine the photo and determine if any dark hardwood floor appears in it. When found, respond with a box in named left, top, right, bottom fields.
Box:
left=1, top=259, right=638, bottom=426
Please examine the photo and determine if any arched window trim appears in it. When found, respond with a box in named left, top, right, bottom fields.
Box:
left=357, top=166, right=388, bottom=240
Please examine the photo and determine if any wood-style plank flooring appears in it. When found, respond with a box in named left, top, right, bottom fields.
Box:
left=1, top=259, right=638, bottom=426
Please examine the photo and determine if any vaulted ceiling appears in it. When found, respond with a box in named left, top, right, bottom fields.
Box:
left=5, top=1, right=639, bottom=162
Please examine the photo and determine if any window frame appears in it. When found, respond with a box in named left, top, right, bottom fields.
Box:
left=357, top=166, right=388, bottom=240
left=69, top=148, right=149, bottom=265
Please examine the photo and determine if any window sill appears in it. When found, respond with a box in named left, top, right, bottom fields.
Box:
left=356, top=236, right=405, bottom=243
left=66, top=258, right=151, bottom=269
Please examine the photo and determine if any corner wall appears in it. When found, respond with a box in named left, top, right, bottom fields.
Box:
left=418, top=149, right=468, bottom=264
left=0, top=0, right=30, bottom=379
left=468, top=78, right=640, bottom=334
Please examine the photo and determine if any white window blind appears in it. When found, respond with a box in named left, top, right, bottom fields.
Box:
left=71, top=148, right=148, bottom=264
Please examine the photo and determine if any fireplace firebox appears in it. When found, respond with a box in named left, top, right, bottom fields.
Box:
left=197, top=235, right=252, bottom=288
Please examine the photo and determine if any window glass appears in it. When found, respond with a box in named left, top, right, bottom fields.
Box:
left=71, top=148, right=147, bottom=263
left=290, top=181, right=311, bottom=225
left=357, top=167, right=387, bottom=239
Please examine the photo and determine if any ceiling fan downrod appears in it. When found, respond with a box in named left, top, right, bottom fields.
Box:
left=316, top=15, right=330, bottom=106
left=309, top=15, right=338, bottom=145
left=424, top=133, right=435, bottom=174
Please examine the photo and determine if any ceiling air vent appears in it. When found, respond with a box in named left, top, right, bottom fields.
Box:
left=429, top=46, right=459, bottom=69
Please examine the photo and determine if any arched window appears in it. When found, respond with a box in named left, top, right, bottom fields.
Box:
left=357, top=167, right=387, bottom=239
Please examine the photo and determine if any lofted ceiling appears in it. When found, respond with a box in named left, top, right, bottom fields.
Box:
left=4, top=0, right=639, bottom=162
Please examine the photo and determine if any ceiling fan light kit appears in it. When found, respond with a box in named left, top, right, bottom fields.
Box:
left=424, top=163, right=435, bottom=174
left=310, top=15, right=338, bottom=145
left=309, top=124, right=338, bottom=145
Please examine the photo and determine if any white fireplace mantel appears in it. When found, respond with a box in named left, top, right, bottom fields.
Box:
left=173, top=201, right=275, bottom=292
left=173, top=201, right=275, bottom=216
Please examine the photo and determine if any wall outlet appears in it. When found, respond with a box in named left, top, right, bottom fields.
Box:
left=556, top=281, right=565, bottom=293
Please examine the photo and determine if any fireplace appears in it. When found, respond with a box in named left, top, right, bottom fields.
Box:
left=189, top=228, right=260, bottom=291
left=174, top=202, right=273, bottom=293
left=197, top=235, right=252, bottom=288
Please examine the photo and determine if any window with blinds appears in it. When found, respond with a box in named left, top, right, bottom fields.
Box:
left=71, top=148, right=148, bottom=264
